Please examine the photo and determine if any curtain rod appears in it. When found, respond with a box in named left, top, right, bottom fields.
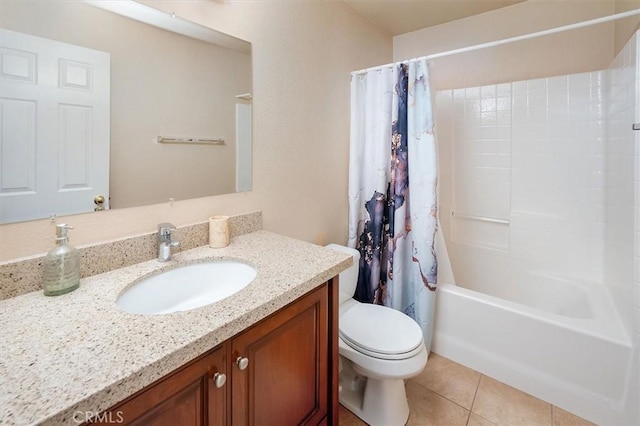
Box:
left=351, top=9, right=640, bottom=76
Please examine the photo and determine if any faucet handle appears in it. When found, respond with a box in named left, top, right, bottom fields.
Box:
left=158, top=222, right=176, bottom=237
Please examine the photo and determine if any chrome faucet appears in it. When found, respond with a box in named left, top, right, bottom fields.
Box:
left=158, top=223, right=180, bottom=262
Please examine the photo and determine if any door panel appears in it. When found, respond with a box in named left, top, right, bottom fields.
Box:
left=0, top=98, right=36, bottom=191
left=58, top=104, right=92, bottom=189
left=129, top=379, right=204, bottom=426
left=231, top=286, right=328, bottom=426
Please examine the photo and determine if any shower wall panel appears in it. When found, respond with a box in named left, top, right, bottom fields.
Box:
left=436, top=71, right=607, bottom=288
left=510, top=73, right=606, bottom=281
left=605, top=31, right=639, bottom=337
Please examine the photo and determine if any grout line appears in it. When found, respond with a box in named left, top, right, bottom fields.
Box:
left=474, top=412, right=499, bottom=426
left=408, top=378, right=472, bottom=413
left=469, top=373, right=483, bottom=414
left=467, top=375, right=499, bottom=426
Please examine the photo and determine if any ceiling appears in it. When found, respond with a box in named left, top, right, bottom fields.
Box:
left=343, top=0, right=527, bottom=36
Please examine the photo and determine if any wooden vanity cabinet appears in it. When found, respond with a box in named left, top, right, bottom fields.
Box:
left=93, top=279, right=338, bottom=426
left=93, top=346, right=227, bottom=426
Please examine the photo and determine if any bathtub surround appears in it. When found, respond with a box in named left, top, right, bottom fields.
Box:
left=432, top=31, right=639, bottom=425
left=348, top=59, right=438, bottom=350
left=436, top=72, right=609, bottom=287
left=0, top=211, right=262, bottom=300
left=605, top=31, right=639, bottom=341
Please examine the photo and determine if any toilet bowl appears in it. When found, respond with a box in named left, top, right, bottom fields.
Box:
left=326, top=244, right=428, bottom=426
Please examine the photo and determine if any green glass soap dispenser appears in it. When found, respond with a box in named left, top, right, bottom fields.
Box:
left=43, top=224, right=80, bottom=296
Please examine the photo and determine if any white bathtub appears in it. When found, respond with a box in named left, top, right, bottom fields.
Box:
left=433, top=277, right=638, bottom=425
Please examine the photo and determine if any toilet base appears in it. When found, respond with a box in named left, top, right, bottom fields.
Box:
left=339, top=357, right=410, bottom=426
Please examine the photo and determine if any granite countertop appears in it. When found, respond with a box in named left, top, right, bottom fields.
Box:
left=0, top=230, right=352, bottom=425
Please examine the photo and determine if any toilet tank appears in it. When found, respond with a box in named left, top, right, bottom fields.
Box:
left=325, top=244, right=360, bottom=304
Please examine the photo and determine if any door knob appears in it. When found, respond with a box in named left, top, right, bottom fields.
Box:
left=94, top=195, right=105, bottom=211
left=212, top=372, right=226, bottom=388
left=236, top=356, right=249, bottom=370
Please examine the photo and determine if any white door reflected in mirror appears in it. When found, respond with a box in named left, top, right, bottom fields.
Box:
left=0, top=29, right=110, bottom=224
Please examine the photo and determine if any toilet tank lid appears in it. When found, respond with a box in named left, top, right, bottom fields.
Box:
left=325, top=243, right=360, bottom=260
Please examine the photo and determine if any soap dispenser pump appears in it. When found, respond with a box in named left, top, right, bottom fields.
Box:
left=43, top=224, right=80, bottom=296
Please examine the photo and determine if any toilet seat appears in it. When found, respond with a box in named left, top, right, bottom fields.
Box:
left=339, top=303, right=424, bottom=360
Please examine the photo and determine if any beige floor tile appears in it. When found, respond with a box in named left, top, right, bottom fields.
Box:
left=468, top=412, right=498, bottom=426
left=411, top=352, right=481, bottom=409
left=472, top=375, right=552, bottom=426
left=552, top=406, right=596, bottom=426
left=405, top=380, right=470, bottom=426
left=338, top=403, right=367, bottom=425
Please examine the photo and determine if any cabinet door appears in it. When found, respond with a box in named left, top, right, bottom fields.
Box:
left=91, top=346, right=227, bottom=426
left=231, top=285, right=328, bottom=425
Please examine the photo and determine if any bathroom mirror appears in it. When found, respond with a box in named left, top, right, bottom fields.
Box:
left=0, top=0, right=252, bottom=224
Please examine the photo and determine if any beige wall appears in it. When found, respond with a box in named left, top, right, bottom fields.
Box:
left=615, top=0, right=640, bottom=53
left=1, top=1, right=251, bottom=209
left=0, top=0, right=392, bottom=261
left=393, top=0, right=638, bottom=90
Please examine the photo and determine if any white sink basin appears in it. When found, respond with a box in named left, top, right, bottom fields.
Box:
left=116, top=261, right=257, bottom=315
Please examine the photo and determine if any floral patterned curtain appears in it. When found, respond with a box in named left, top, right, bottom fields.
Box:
left=348, top=58, right=438, bottom=350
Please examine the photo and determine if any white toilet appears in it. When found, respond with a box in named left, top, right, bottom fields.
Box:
left=327, top=244, right=428, bottom=426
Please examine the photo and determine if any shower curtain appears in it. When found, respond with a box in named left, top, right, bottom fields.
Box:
left=348, top=59, right=438, bottom=350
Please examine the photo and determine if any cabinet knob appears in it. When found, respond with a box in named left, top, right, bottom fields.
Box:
left=236, top=356, right=249, bottom=370
left=212, top=372, right=226, bottom=388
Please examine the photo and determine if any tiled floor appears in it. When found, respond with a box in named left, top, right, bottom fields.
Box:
left=338, top=353, right=596, bottom=426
